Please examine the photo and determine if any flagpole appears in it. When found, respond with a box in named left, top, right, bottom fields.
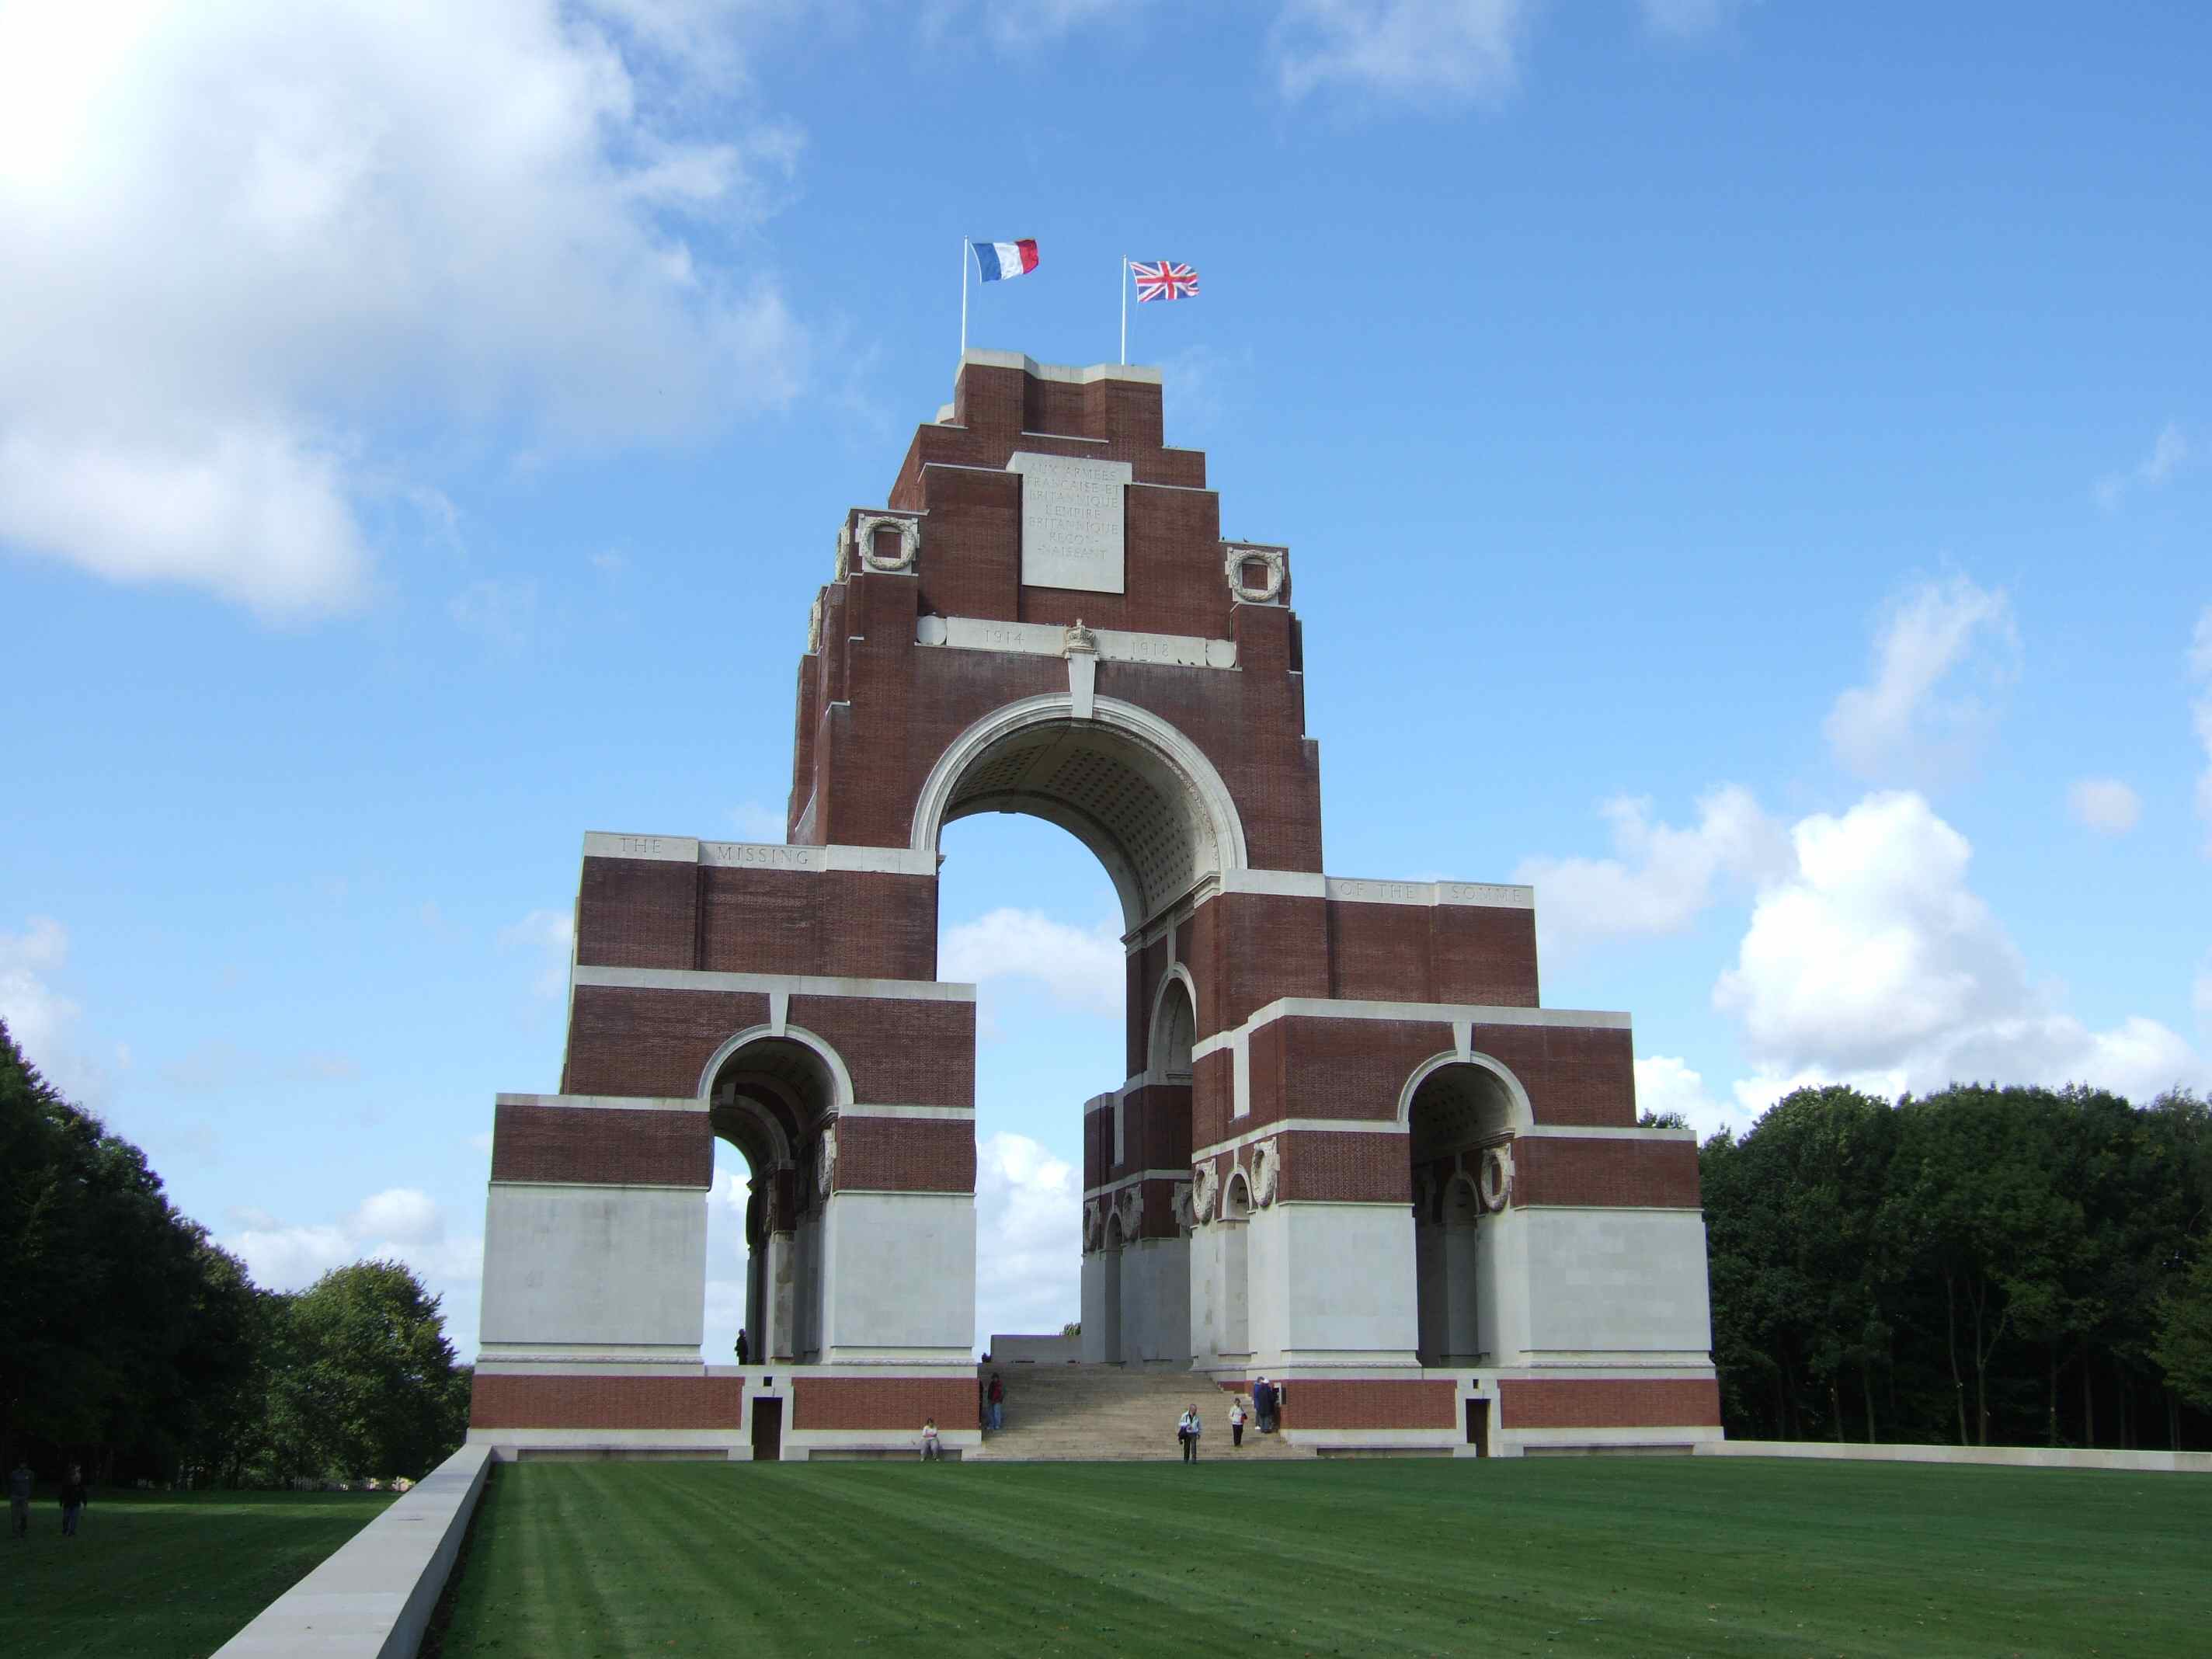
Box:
left=960, top=238, right=969, bottom=359
left=1118, top=257, right=1127, bottom=366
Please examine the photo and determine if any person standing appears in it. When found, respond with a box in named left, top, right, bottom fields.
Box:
left=9, top=1462, right=32, bottom=1538
left=1177, top=1404, right=1202, bottom=1462
left=1228, top=1396, right=1247, bottom=1448
left=59, top=1465, right=87, bottom=1538
left=1253, top=1376, right=1274, bottom=1433
left=986, top=1372, right=1005, bottom=1431
left=735, top=1327, right=750, bottom=1365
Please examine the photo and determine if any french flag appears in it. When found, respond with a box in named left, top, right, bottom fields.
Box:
left=972, top=238, right=1040, bottom=282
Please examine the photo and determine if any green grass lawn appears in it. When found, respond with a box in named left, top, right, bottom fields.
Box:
left=3, top=1485, right=395, bottom=1657
left=430, top=1456, right=2212, bottom=1657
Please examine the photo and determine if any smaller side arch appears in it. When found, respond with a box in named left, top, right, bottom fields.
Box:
left=694, top=1023, right=856, bottom=1115
left=1146, top=962, right=1199, bottom=1080
left=1395, top=1050, right=1536, bottom=1136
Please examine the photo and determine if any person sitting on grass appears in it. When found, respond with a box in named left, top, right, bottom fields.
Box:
left=920, top=1418, right=943, bottom=1461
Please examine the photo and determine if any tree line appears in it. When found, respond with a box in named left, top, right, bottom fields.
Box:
left=1695, top=1082, right=2212, bottom=1449
left=2, top=1018, right=469, bottom=1487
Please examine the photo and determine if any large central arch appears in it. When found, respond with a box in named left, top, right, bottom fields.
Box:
left=471, top=347, right=1719, bottom=1461
left=912, top=693, right=1249, bottom=933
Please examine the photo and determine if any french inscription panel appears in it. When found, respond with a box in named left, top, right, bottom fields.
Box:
left=1007, top=450, right=1132, bottom=595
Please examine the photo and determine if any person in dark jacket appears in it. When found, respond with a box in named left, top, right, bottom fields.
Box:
left=986, top=1372, right=1006, bottom=1431
left=1253, top=1376, right=1275, bottom=1433
left=59, top=1466, right=87, bottom=1537
left=735, top=1327, right=750, bottom=1365
left=9, top=1462, right=32, bottom=1538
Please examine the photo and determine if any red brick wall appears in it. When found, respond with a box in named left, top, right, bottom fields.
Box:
left=789, top=994, right=976, bottom=1108
left=576, top=857, right=694, bottom=969
left=470, top=1373, right=744, bottom=1430
left=1277, top=1379, right=1457, bottom=1431
left=1514, top=1137, right=1700, bottom=1209
left=697, top=867, right=936, bottom=980
left=1276, top=1129, right=1412, bottom=1205
left=1268, top=1018, right=1453, bottom=1125
left=834, top=1116, right=976, bottom=1195
left=562, top=986, right=974, bottom=1107
left=1467, top=1024, right=1637, bottom=1129
left=792, top=1376, right=976, bottom=1431
left=562, top=986, right=770, bottom=1097
left=491, top=1103, right=711, bottom=1188
left=1326, top=901, right=1541, bottom=1007
left=1499, top=1378, right=1721, bottom=1430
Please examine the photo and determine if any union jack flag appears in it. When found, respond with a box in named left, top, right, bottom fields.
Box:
left=1131, top=259, right=1199, bottom=302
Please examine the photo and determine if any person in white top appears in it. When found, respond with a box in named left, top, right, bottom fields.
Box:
left=920, top=1417, right=943, bottom=1460
left=1177, top=1405, right=1202, bottom=1462
left=1228, top=1396, right=1247, bottom=1448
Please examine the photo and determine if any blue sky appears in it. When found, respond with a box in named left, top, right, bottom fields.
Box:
left=4, top=1, right=2208, bottom=1357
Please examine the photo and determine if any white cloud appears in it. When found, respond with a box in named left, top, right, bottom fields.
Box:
left=1632, top=1054, right=1745, bottom=1140
left=941, top=908, right=1123, bottom=1017
left=1823, top=573, right=2018, bottom=781
left=2067, top=777, right=2142, bottom=835
left=1640, top=0, right=1753, bottom=37
left=1274, top=0, right=1532, bottom=104
left=976, top=1132, right=1080, bottom=1347
left=2192, top=607, right=2212, bottom=855
left=1713, top=791, right=2204, bottom=1104
left=2096, top=421, right=2190, bottom=510
left=223, top=1187, right=485, bottom=1349
left=502, top=906, right=576, bottom=999
left=726, top=802, right=787, bottom=841
left=1515, top=784, right=1787, bottom=951
left=0, top=916, right=78, bottom=1074
left=0, top=2, right=803, bottom=621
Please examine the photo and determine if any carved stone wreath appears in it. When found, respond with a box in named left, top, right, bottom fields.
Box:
left=833, top=521, right=850, bottom=581
left=816, top=1125, right=839, bottom=1197
left=1250, top=1137, right=1281, bottom=1206
left=1479, top=1145, right=1514, bottom=1212
left=1191, top=1160, right=1219, bottom=1225
left=1171, top=1180, right=1194, bottom=1233
left=806, top=593, right=824, bottom=655
left=1081, top=1199, right=1103, bottom=1254
left=854, top=513, right=920, bottom=573
left=1223, top=542, right=1286, bottom=603
left=1118, top=1185, right=1144, bottom=1240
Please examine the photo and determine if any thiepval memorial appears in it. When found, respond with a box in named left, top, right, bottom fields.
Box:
left=469, top=350, right=1720, bottom=1459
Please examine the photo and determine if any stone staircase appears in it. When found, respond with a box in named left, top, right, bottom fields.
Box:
left=966, top=1364, right=1312, bottom=1462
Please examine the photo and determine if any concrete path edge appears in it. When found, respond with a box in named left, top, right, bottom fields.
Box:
left=1698, top=1440, right=2210, bottom=1473
left=211, top=1443, right=494, bottom=1657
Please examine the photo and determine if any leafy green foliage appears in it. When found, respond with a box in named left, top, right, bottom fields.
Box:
left=1704, top=1081, right=2212, bottom=1448
left=1, top=1017, right=467, bottom=1486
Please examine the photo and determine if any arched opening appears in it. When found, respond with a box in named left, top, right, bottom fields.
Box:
left=1149, top=970, right=1195, bottom=1082
left=1219, top=1170, right=1252, bottom=1358
left=704, top=1032, right=842, bottom=1365
left=925, top=701, right=1246, bottom=1370
left=1404, top=1059, right=1522, bottom=1368
left=1101, top=1212, right=1125, bottom=1364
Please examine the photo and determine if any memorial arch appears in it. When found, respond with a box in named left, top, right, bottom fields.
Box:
left=468, top=348, right=1720, bottom=1459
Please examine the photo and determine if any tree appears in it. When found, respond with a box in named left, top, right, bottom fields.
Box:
left=269, top=1261, right=468, bottom=1480
left=2151, top=1255, right=2212, bottom=1413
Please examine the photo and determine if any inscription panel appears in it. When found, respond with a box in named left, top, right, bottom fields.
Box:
left=1007, top=450, right=1132, bottom=595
